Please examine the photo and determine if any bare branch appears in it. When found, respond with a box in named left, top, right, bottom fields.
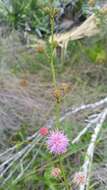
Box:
left=79, top=108, right=107, bottom=190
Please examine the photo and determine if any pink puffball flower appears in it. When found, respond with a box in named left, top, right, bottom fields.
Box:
left=51, top=167, right=61, bottom=178
left=73, top=172, right=86, bottom=186
left=39, top=127, right=48, bottom=136
left=46, top=130, right=69, bottom=155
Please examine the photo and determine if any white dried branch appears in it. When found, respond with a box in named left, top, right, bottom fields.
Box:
left=13, top=142, right=44, bottom=184
left=72, top=113, right=102, bottom=144
left=61, top=97, right=107, bottom=121
left=52, top=14, right=99, bottom=47
left=0, top=135, right=42, bottom=186
left=79, top=108, right=107, bottom=190
left=47, top=97, right=107, bottom=128
left=0, top=144, right=31, bottom=176
left=0, top=134, right=40, bottom=175
left=0, top=132, right=38, bottom=160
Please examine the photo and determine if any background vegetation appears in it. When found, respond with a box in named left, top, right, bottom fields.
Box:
left=0, top=0, right=107, bottom=190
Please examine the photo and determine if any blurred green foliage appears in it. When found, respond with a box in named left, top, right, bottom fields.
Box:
left=0, top=0, right=49, bottom=33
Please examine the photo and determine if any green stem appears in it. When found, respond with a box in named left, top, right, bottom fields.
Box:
left=50, top=11, right=61, bottom=129
left=59, top=157, right=70, bottom=190
left=50, top=14, right=56, bottom=88
left=49, top=13, right=70, bottom=190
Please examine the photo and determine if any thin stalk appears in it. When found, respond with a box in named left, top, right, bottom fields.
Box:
left=50, top=9, right=61, bottom=129
left=59, top=157, right=70, bottom=190
left=49, top=9, right=70, bottom=190
left=50, top=14, right=57, bottom=88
